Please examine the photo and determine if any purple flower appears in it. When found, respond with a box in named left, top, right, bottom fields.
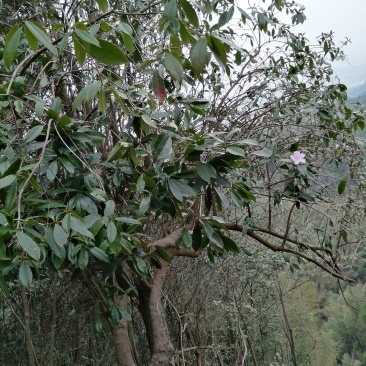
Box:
left=290, top=151, right=306, bottom=165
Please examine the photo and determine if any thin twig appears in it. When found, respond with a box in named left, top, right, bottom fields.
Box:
left=17, top=120, right=52, bottom=229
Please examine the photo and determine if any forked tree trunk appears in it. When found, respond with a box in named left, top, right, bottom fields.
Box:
left=113, top=231, right=196, bottom=366
left=113, top=263, right=175, bottom=366
left=149, top=260, right=175, bottom=366
left=113, top=295, right=137, bottom=366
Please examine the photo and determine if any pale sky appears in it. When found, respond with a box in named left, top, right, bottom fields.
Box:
left=296, top=0, right=366, bottom=67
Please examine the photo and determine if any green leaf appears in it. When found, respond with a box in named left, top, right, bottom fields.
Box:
left=338, top=180, right=347, bottom=195
left=218, top=6, right=234, bottom=27
left=220, top=234, right=239, bottom=253
left=14, top=99, right=23, bottom=113
left=180, top=0, right=199, bottom=27
left=227, top=146, right=244, bottom=156
left=297, top=192, right=315, bottom=202
left=118, top=306, right=132, bottom=321
left=3, top=159, right=21, bottom=177
left=0, top=239, right=9, bottom=259
left=252, top=149, right=273, bottom=157
left=54, top=224, right=68, bottom=246
left=75, top=29, right=100, bottom=47
left=0, top=175, right=16, bottom=190
left=196, top=162, right=217, bottom=182
left=73, top=36, right=86, bottom=65
left=122, top=33, right=134, bottom=53
left=45, top=227, right=66, bottom=260
left=136, top=175, right=145, bottom=193
left=70, top=216, right=94, bottom=239
left=182, top=228, right=192, bottom=248
left=72, top=82, right=101, bottom=111
left=134, top=256, right=148, bottom=276
left=46, top=160, right=58, bottom=182
left=162, top=0, right=177, bottom=20
left=153, top=135, right=172, bottom=161
left=96, top=0, right=109, bottom=12
left=78, top=247, right=89, bottom=270
left=275, top=0, right=283, bottom=10
left=210, top=231, right=224, bottom=248
left=35, top=101, right=45, bottom=117
left=98, top=89, right=107, bottom=115
left=115, top=217, right=141, bottom=225
left=106, top=141, right=131, bottom=162
left=318, top=109, right=331, bottom=120
left=24, top=24, right=38, bottom=51
left=139, top=197, right=150, bottom=215
left=19, top=261, right=33, bottom=288
left=164, top=53, right=184, bottom=82
left=118, top=22, right=133, bottom=35
left=90, top=188, right=108, bottom=202
left=59, top=157, right=75, bottom=174
left=85, top=38, right=128, bottom=65
left=90, top=247, right=110, bottom=262
left=16, top=232, right=41, bottom=261
left=59, top=31, right=70, bottom=54
left=3, top=24, right=22, bottom=69
left=107, top=221, right=117, bottom=242
left=231, top=189, right=243, bottom=209
left=209, top=35, right=227, bottom=67
left=257, top=13, right=268, bottom=32
left=104, top=200, right=115, bottom=216
left=141, top=114, right=157, bottom=128
left=155, top=245, right=172, bottom=262
left=0, top=275, right=10, bottom=299
left=237, top=7, right=252, bottom=23
left=25, top=21, right=58, bottom=56
left=5, top=181, right=17, bottom=211
left=24, top=125, right=43, bottom=143
left=168, top=179, right=196, bottom=201
left=190, top=38, right=208, bottom=76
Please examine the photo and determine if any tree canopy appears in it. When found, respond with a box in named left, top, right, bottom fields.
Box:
left=0, top=0, right=365, bottom=365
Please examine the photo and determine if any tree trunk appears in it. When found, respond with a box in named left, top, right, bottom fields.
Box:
left=137, top=279, right=154, bottom=353
left=149, top=260, right=175, bottom=366
left=49, top=273, right=58, bottom=366
left=277, top=280, right=298, bottom=366
left=21, top=285, right=36, bottom=366
left=113, top=294, right=137, bottom=366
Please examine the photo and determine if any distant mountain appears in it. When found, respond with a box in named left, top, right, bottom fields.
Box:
left=348, top=90, right=366, bottom=106
left=347, top=83, right=366, bottom=99
left=333, top=63, right=366, bottom=98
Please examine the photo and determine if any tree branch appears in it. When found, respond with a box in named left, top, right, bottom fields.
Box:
left=223, top=223, right=354, bottom=282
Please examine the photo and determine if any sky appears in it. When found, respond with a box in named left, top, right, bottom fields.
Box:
left=295, top=0, right=366, bottom=67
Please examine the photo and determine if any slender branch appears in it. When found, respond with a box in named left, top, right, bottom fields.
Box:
left=149, top=223, right=194, bottom=250
left=281, top=201, right=297, bottom=248
left=49, top=273, right=58, bottom=366
left=21, top=286, right=36, bottom=366
left=223, top=223, right=354, bottom=282
left=211, top=184, right=218, bottom=216
left=17, top=119, right=52, bottom=228
left=276, top=278, right=298, bottom=366
left=266, top=164, right=273, bottom=230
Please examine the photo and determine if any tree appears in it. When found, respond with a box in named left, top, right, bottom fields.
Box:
left=0, top=0, right=365, bottom=365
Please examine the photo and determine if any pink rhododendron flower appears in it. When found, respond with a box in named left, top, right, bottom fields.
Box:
left=290, top=151, right=306, bottom=165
